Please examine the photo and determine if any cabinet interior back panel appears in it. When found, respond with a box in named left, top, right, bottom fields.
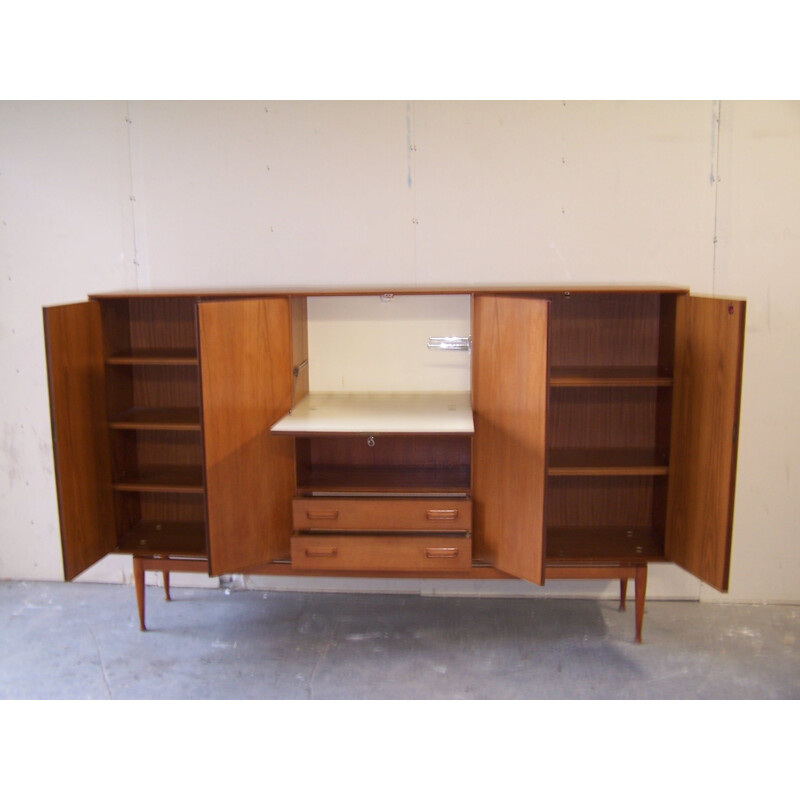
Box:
left=546, top=292, right=664, bottom=367
left=306, top=294, right=471, bottom=392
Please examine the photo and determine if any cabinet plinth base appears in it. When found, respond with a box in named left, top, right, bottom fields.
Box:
left=131, top=557, right=648, bottom=642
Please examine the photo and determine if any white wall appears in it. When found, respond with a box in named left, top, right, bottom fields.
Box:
left=1, top=100, right=798, bottom=603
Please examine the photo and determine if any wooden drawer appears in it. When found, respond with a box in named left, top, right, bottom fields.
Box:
left=291, top=534, right=472, bottom=572
left=292, top=497, right=472, bottom=531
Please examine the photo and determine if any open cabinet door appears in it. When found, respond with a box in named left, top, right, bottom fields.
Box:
left=43, top=302, right=115, bottom=580
left=666, top=295, right=746, bottom=591
left=472, top=294, right=549, bottom=584
left=198, top=297, right=297, bottom=575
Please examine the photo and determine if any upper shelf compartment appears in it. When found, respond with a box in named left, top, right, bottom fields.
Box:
left=545, top=291, right=679, bottom=375
left=303, top=293, right=471, bottom=393
left=273, top=293, right=473, bottom=435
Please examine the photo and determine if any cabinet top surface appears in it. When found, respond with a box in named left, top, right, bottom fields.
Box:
left=87, top=285, right=691, bottom=300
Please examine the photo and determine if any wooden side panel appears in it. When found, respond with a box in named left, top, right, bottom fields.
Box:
left=472, top=295, right=549, bottom=584
left=43, top=302, right=115, bottom=579
left=666, top=295, right=746, bottom=591
left=290, top=296, right=309, bottom=403
left=198, top=298, right=296, bottom=575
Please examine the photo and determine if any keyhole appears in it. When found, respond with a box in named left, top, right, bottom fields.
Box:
left=366, top=435, right=375, bottom=448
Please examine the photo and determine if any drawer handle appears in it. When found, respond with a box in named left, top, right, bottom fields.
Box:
left=426, top=509, right=459, bottom=520
left=306, top=509, right=339, bottom=521
left=304, top=547, right=338, bottom=558
left=425, top=547, right=460, bottom=559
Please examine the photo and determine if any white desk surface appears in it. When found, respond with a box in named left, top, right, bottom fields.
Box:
left=271, top=392, right=474, bottom=435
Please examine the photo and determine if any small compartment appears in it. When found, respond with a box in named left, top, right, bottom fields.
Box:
left=544, top=291, right=677, bottom=372
left=295, top=434, right=472, bottom=494
left=105, top=363, right=201, bottom=426
left=291, top=533, right=472, bottom=572
left=547, top=385, right=672, bottom=475
left=546, top=475, right=667, bottom=529
left=101, top=297, right=199, bottom=360
left=110, top=429, right=204, bottom=487
left=546, top=527, right=666, bottom=563
left=101, top=297, right=202, bottom=426
left=545, top=475, right=667, bottom=562
left=114, top=491, right=207, bottom=557
left=548, top=386, right=670, bottom=450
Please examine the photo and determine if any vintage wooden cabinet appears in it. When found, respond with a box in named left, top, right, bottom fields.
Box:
left=43, top=287, right=745, bottom=642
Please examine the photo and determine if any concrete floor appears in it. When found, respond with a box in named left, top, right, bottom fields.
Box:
left=1, top=579, right=798, bottom=699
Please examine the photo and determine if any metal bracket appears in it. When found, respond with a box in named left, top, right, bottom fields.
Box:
left=427, top=336, right=471, bottom=351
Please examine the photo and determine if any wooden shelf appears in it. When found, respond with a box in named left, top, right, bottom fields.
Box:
left=546, top=527, right=667, bottom=563
left=550, top=366, right=673, bottom=387
left=547, top=448, right=669, bottom=476
left=113, top=466, right=204, bottom=494
left=117, top=521, right=208, bottom=558
left=106, top=348, right=198, bottom=365
left=298, top=465, right=471, bottom=494
left=108, top=407, right=202, bottom=431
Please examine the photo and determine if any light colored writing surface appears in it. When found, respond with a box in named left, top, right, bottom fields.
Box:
left=271, top=392, right=474, bottom=434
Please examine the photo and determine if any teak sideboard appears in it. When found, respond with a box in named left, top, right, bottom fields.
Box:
left=43, top=287, right=746, bottom=642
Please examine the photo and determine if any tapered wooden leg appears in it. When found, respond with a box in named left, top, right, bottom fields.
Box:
left=133, top=556, right=146, bottom=632
left=619, top=578, right=628, bottom=611
left=163, top=570, right=171, bottom=601
left=634, top=565, right=647, bottom=643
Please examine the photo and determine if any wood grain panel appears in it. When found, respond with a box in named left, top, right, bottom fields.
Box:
left=546, top=292, right=662, bottom=368
left=304, top=434, right=471, bottom=469
left=291, top=534, right=472, bottom=571
left=198, top=297, right=296, bottom=575
left=547, top=448, right=669, bottom=476
left=546, top=475, right=661, bottom=528
left=129, top=364, right=201, bottom=410
left=472, top=294, right=549, bottom=584
left=117, top=521, right=207, bottom=557
left=126, top=491, right=206, bottom=524
left=113, top=430, right=203, bottom=473
left=105, top=348, right=198, bottom=365
left=296, top=434, right=471, bottom=492
left=545, top=527, right=666, bottom=563
left=43, top=302, right=116, bottom=579
left=108, top=407, right=201, bottom=430
left=112, top=465, right=204, bottom=493
left=293, top=497, right=472, bottom=531
left=127, top=297, right=198, bottom=352
left=290, top=296, right=309, bottom=403
left=548, top=386, right=660, bottom=449
left=296, top=465, right=471, bottom=493
left=666, top=295, right=745, bottom=591
left=549, top=366, right=672, bottom=386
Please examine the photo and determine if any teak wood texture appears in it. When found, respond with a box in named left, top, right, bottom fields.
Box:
left=295, top=434, right=471, bottom=493
left=44, top=286, right=746, bottom=643
left=293, top=497, right=472, bottom=531
left=666, top=295, right=745, bottom=591
left=198, top=297, right=296, bottom=574
left=290, top=534, right=472, bottom=572
left=472, top=294, right=549, bottom=584
left=43, top=301, right=116, bottom=580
